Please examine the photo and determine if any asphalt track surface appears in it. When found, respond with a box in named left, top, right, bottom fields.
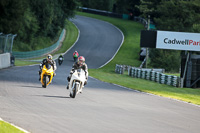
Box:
left=0, top=16, right=200, bottom=133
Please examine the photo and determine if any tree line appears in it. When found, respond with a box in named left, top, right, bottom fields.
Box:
left=0, top=0, right=76, bottom=51
left=78, top=0, right=200, bottom=72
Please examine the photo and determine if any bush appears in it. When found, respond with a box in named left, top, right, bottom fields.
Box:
left=149, top=49, right=181, bottom=72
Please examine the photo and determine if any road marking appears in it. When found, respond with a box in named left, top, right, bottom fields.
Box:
left=89, top=76, right=200, bottom=108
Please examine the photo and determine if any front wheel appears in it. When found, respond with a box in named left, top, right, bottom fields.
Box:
left=70, top=83, right=78, bottom=98
left=58, top=60, right=62, bottom=66
left=42, top=75, right=47, bottom=88
left=73, top=57, right=78, bottom=62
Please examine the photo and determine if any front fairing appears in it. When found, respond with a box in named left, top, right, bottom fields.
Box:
left=71, top=69, right=86, bottom=83
left=41, top=64, right=54, bottom=85
left=42, top=64, right=53, bottom=75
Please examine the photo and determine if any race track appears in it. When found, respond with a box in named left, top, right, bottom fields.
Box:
left=0, top=15, right=200, bottom=133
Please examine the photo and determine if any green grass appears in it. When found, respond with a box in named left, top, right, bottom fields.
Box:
left=15, top=19, right=78, bottom=66
left=15, top=59, right=39, bottom=66
left=77, top=11, right=200, bottom=105
left=164, top=73, right=180, bottom=77
left=0, top=120, right=25, bottom=133
left=54, top=20, right=78, bottom=54
left=89, top=69, right=200, bottom=105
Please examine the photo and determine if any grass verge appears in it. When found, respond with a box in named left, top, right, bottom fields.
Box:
left=15, top=19, right=78, bottom=66
left=0, top=120, right=26, bottom=133
left=77, top=11, right=200, bottom=105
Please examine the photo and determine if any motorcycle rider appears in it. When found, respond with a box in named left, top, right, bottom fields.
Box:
left=39, top=54, right=57, bottom=81
left=66, top=56, right=88, bottom=89
left=58, top=54, right=64, bottom=65
left=73, top=51, right=79, bottom=61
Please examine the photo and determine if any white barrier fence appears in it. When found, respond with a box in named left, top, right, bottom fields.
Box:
left=0, top=53, right=10, bottom=69
left=115, top=64, right=180, bottom=87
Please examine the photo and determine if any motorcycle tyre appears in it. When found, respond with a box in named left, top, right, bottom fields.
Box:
left=42, top=75, right=47, bottom=88
left=70, top=83, right=78, bottom=98
left=73, top=57, right=78, bottom=62
left=58, top=60, right=62, bottom=66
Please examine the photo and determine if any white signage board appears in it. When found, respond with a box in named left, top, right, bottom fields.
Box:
left=156, top=31, right=200, bottom=51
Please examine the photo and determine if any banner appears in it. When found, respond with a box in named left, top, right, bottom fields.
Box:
left=156, top=31, right=200, bottom=51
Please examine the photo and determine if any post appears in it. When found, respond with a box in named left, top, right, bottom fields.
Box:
left=181, top=51, right=190, bottom=88
left=10, top=34, right=17, bottom=54
left=4, top=34, right=11, bottom=53
left=146, top=15, right=150, bottom=68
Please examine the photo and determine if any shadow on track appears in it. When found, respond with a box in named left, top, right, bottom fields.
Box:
left=34, top=95, right=70, bottom=99
left=21, top=85, right=41, bottom=88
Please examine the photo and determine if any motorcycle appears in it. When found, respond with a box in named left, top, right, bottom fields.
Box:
left=73, top=55, right=78, bottom=62
left=58, top=56, right=63, bottom=65
left=69, top=69, right=86, bottom=98
left=40, top=64, right=54, bottom=88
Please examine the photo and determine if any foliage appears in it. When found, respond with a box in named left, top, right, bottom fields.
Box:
left=115, top=0, right=141, bottom=15
left=135, top=0, right=161, bottom=19
left=0, top=0, right=26, bottom=34
left=30, top=0, right=77, bottom=40
left=154, top=0, right=200, bottom=32
left=0, top=0, right=77, bottom=51
left=149, top=49, right=181, bottom=72
left=16, top=20, right=78, bottom=66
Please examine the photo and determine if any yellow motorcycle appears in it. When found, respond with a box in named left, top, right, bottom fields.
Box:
left=40, top=64, right=54, bottom=88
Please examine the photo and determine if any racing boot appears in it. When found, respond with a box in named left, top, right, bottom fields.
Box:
left=39, top=71, right=41, bottom=81
left=66, top=76, right=71, bottom=89
left=53, top=71, right=56, bottom=77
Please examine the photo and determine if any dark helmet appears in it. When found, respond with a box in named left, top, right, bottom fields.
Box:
left=77, top=56, right=85, bottom=66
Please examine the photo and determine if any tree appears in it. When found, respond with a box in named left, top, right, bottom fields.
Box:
left=154, top=0, right=200, bottom=32
left=149, top=49, right=180, bottom=72
left=0, top=0, right=77, bottom=51
left=135, top=0, right=161, bottom=19
left=0, top=0, right=27, bottom=34
left=30, top=0, right=76, bottom=38
left=115, top=0, right=140, bottom=15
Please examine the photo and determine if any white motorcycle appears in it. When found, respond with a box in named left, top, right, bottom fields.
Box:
left=69, top=69, right=86, bottom=98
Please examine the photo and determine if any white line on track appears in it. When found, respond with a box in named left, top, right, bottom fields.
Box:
left=89, top=76, right=200, bottom=108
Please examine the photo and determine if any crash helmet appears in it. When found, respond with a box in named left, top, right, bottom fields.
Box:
left=47, top=54, right=52, bottom=62
left=77, top=56, right=85, bottom=66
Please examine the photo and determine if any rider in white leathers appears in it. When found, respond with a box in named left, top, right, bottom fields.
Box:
left=67, top=56, right=88, bottom=89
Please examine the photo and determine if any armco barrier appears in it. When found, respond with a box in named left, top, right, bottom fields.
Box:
left=12, top=29, right=65, bottom=59
left=115, top=64, right=179, bottom=87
